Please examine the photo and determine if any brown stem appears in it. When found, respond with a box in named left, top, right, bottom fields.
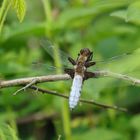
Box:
left=29, top=85, right=128, bottom=112
left=0, top=71, right=140, bottom=89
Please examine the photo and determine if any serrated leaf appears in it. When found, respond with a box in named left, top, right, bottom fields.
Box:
left=127, top=1, right=140, bottom=24
left=12, top=0, right=26, bottom=22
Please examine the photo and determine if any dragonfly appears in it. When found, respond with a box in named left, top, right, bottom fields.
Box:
left=32, top=39, right=140, bottom=110
left=64, top=48, right=97, bottom=109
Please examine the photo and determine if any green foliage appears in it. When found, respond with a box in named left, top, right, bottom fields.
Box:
left=0, top=123, right=19, bottom=140
left=0, top=0, right=140, bottom=140
left=73, top=128, right=123, bottom=140
left=111, top=1, right=140, bottom=24
left=0, top=0, right=11, bottom=33
left=58, top=0, right=129, bottom=28
left=11, top=0, right=26, bottom=22
left=0, top=0, right=26, bottom=34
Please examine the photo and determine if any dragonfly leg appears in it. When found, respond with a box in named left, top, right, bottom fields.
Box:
left=64, top=68, right=75, bottom=79
left=89, top=52, right=93, bottom=61
left=68, top=57, right=76, bottom=65
left=87, top=51, right=93, bottom=61
left=84, top=71, right=98, bottom=80
left=85, top=61, right=96, bottom=68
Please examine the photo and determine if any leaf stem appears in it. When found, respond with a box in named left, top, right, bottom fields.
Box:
left=41, top=1, right=72, bottom=139
left=0, top=0, right=11, bottom=34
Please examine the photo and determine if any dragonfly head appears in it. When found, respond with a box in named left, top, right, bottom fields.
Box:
left=80, top=48, right=93, bottom=61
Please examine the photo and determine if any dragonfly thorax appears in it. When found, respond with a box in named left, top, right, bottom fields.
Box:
left=75, top=61, right=86, bottom=77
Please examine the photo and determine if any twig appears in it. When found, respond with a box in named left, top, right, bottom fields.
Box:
left=0, top=70, right=137, bottom=112
left=0, top=74, right=70, bottom=88
left=97, top=70, right=140, bottom=86
left=29, top=85, right=128, bottom=112
left=0, top=70, right=140, bottom=89
left=13, top=79, right=37, bottom=95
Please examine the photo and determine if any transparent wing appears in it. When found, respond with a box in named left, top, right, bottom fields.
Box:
left=86, top=48, right=140, bottom=92
left=31, top=38, right=140, bottom=80
left=83, top=49, right=140, bottom=104
left=31, top=61, right=70, bottom=75
left=39, top=38, right=139, bottom=72
left=38, top=38, right=134, bottom=74
left=95, top=52, right=132, bottom=64
left=39, top=38, right=73, bottom=68
left=28, top=42, right=140, bottom=108
left=29, top=38, right=74, bottom=75
left=90, top=48, right=140, bottom=74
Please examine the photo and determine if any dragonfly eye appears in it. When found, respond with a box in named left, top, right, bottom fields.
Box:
left=80, top=48, right=91, bottom=55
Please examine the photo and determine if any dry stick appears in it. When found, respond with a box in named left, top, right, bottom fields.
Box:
left=0, top=70, right=140, bottom=89
left=13, top=78, right=38, bottom=95
left=98, top=70, right=140, bottom=85
left=0, top=70, right=140, bottom=112
left=29, top=85, right=127, bottom=112
left=0, top=74, right=70, bottom=88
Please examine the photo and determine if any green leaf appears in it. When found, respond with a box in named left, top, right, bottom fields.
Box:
left=0, top=128, right=6, bottom=140
left=0, top=0, right=11, bottom=33
left=58, top=0, right=129, bottom=28
left=12, top=0, right=26, bottom=22
left=110, top=10, right=127, bottom=21
left=0, top=123, right=19, bottom=140
left=110, top=1, right=140, bottom=24
left=1, top=22, right=46, bottom=42
left=127, top=1, right=140, bottom=24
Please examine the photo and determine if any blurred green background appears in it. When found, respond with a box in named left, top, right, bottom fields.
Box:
left=0, top=0, right=140, bottom=140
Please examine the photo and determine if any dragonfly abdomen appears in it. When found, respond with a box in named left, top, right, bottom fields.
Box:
left=69, top=75, right=83, bottom=110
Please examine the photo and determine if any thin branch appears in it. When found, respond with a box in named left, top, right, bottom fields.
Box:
left=29, top=85, right=127, bottom=112
left=97, top=70, right=140, bottom=86
left=0, top=70, right=137, bottom=112
left=0, top=70, right=140, bottom=89
left=0, top=74, right=70, bottom=88
left=13, top=78, right=38, bottom=95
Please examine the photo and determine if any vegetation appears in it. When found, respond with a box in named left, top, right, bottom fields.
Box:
left=0, top=0, right=140, bottom=140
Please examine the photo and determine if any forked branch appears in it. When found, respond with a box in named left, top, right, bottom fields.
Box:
left=0, top=70, right=140, bottom=88
left=0, top=70, right=140, bottom=112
